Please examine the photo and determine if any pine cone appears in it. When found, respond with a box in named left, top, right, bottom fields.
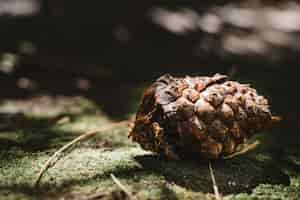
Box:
left=129, top=74, right=277, bottom=159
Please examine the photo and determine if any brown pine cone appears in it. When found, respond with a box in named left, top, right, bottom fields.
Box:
left=129, top=74, right=278, bottom=159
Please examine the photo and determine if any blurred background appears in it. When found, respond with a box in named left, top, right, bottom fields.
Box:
left=0, top=0, right=299, bottom=150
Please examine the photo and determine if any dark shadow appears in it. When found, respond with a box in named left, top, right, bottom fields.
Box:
left=262, top=118, right=300, bottom=176
left=269, top=143, right=300, bottom=176
left=0, top=112, right=84, bottom=152
left=159, top=184, right=179, bottom=200
left=0, top=112, right=128, bottom=153
left=134, top=154, right=290, bottom=194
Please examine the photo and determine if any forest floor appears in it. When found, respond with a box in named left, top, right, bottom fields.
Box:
left=0, top=74, right=300, bottom=200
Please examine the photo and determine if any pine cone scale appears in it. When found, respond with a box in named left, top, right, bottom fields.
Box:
left=130, top=74, right=276, bottom=159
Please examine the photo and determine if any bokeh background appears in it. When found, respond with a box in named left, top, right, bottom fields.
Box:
left=1, top=0, right=299, bottom=132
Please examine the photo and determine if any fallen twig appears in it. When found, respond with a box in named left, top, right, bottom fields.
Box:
left=209, top=161, right=222, bottom=200
left=110, top=173, right=137, bottom=200
left=34, top=120, right=130, bottom=188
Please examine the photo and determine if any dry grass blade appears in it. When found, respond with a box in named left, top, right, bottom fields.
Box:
left=223, top=140, right=260, bottom=160
left=209, top=161, right=222, bottom=200
left=34, top=120, right=130, bottom=188
left=110, top=173, right=137, bottom=200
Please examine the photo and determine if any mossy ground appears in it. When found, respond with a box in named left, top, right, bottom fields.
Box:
left=0, top=84, right=299, bottom=200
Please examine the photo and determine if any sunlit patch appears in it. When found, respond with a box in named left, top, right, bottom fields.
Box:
left=198, top=13, right=222, bottom=34
left=150, top=3, right=300, bottom=59
left=0, top=0, right=40, bottom=16
left=76, top=78, right=92, bottom=91
left=0, top=96, right=96, bottom=117
left=222, top=35, right=268, bottom=55
left=17, top=77, right=36, bottom=90
left=150, top=7, right=199, bottom=35
left=0, top=53, right=18, bottom=74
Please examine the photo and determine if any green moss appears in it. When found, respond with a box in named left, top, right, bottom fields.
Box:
left=0, top=95, right=299, bottom=199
